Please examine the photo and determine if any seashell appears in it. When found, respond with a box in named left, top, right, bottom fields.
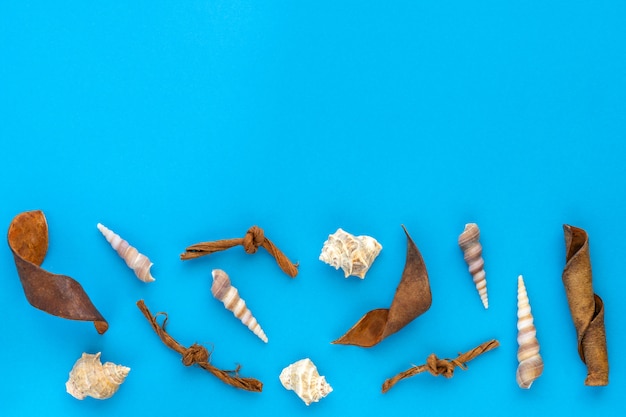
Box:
left=65, top=352, right=130, bottom=400
left=516, top=275, right=543, bottom=389
left=279, top=358, right=333, bottom=406
left=211, top=269, right=268, bottom=343
left=458, top=223, right=488, bottom=309
left=319, top=228, right=382, bottom=279
left=97, top=223, right=155, bottom=282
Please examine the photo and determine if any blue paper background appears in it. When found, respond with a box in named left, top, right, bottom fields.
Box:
left=1, top=1, right=625, bottom=415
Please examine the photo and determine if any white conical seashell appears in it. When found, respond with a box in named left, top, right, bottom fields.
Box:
left=319, top=228, right=382, bottom=279
left=279, top=358, right=333, bottom=406
left=458, top=223, right=488, bottom=309
left=516, top=275, right=543, bottom=389
left=97, top=223, right=155, bottom=282
left=211, top=269, right=268, bottom=343
left=65, top=352, right=130, bottom=400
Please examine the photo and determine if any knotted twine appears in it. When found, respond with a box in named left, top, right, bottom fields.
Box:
left=382, top=339, right=499, bottom=393
left=332, top=226, right=432, bottom=347
left=8, top=210, right=108, bottom=334
left=136, top=300, right=263, bottom=392
left=180, top=226, right=298, bottom=278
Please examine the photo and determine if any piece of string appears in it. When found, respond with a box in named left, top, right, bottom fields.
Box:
left=136, top=299, right=263, bottom=392
left=180, top=225, right=298, bottom=278
left=8, top=210, right=108, bottom=334
left=382, top=339, right=499, bottom=393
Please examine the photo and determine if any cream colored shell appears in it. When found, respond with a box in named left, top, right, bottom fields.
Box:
left=319, top=228, right=382, bottom=279
left=66, top=352, right=130, bottom=400
left=279, top=358, right=332, bottom=406
left=516, top=275, right=543, bottom=389
left=211, top=269, right=268, bottom=343
left=97, top=223, right=155, bottom=282
left=458, top=223, right=488, bottom=309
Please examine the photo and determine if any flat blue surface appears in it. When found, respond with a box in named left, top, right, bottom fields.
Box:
left=1, top=1, right=625, bottom=415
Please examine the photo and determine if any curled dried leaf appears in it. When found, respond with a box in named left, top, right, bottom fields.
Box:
left=7, top=210, right=108, bottom=334
left=332, top=225, right=431, bottom=347
left=562, top=225, right=608, bottom=386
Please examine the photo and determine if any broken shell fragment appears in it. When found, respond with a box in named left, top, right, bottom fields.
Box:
left=319, top=228, right=382, bottom=278
left=97, top=223, right=155, bottom=282
left=516, top=275, right=543, bottom=389
left=65, top=352, right=130, bottom=400
left=279, top=358, right=332, bottom=406
left=211, top=269, right=268, bottom=343
left=458, top=223, right=488, bottom=309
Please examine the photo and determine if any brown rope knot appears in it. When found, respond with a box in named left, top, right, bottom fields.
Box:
left=381, top=339, right=499, bottom=393
left=182, top=343, right=210, bottom=366
left=180, top=225, right=298, bottom=278
left=243, top=226, right=265, bottom=254
left=7, top=210, right=109, bottom=334
left=425, top=354, right=456, bottom=377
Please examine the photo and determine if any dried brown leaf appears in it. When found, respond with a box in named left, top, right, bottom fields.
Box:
left=332, top=225, right=432, bottom=347
left=562, top=224, right=608, bottom=386
left=7, top=210, right=108, bottom=334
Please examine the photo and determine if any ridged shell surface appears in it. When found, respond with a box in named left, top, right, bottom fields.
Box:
left=516, top=275, right=543, bottom=389
left=211, top=269, right=268, bottom=343
left=97, top=223, right=155, bottom=282
left=279, top=358, right=333, bottom=406
left=458, top=223, right=488, bottom=309
left=319, top=228, right=382, bottom=279
left=65, top=352, right=130, bottom=400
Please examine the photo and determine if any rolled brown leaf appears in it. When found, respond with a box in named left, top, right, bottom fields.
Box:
left=7, top=210, right=108, bottom=334
left=332, top=225, right=432, bottom=347
left=562, top=224, right=608, bottom=386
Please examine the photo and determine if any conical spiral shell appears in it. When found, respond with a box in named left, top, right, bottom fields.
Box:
left=65, top=352, right=130, bottom=400
left=516, top=275, right=543, bottom=389
left=97, top=223, right=155, bottom=282
left=319, top=228, right=382, bottom=279
left=279, top=358, right=333, bottom=406
left=211, top=269, right=268, bottom=343
left=458, top=223, right=488, bottom=309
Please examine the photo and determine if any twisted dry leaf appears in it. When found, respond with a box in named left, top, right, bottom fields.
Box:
left=332, top=225, right=432, bottom=347
left=7, top=210, right=108, bottom=334
left=562, top=224, right=608, bottom=386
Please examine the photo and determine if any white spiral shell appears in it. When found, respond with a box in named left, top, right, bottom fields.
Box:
left=458, top=223, right=488, bottom=309
left=211, top=269, right=268, bottom=343
left=516, top=275, right=543, bottom=389
left=319, top=228, right=382, bottom=279
left=97, top=223, right=155, bottom=283
left=279, top=358, right=333, bottom=406
left=65, top=352, right=130, bottom=400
